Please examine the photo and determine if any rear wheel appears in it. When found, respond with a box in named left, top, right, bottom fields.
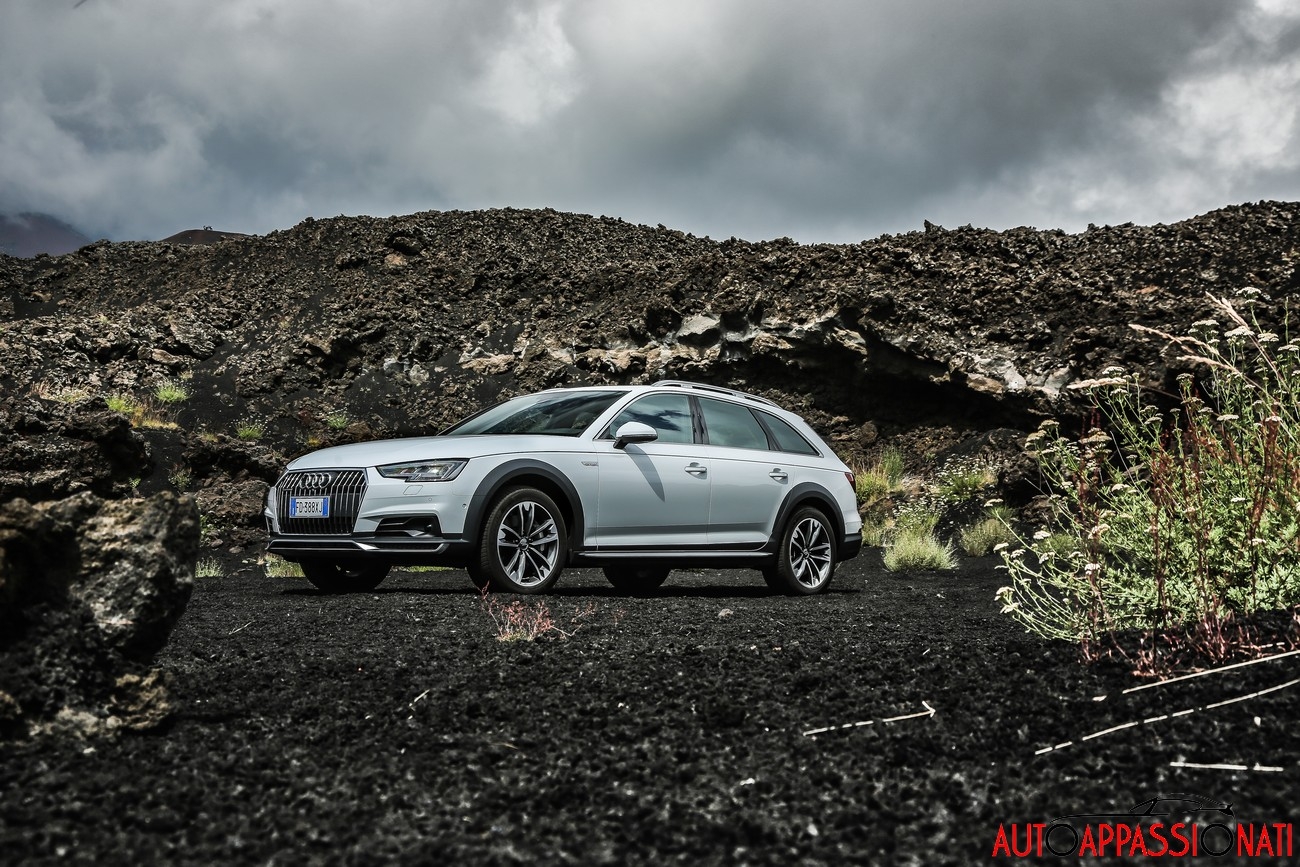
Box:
left=602, top=564, right=670, bottom=595
left=476, top=486, right=568, bottom=594
left=763, top=506, right=836, bottom=595
left=300, top=560, right=390, bottom=593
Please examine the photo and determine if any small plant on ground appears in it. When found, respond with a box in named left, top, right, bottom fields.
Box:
left=325, top=410, right=349, bottom=431
left=195, top=558, right=223, bottom=578
left=167, top=464, right=193, bottom=490
left=882, top=499, right=955, bottom=572
left=235, top=417, right=265, bottom=441
left=154, top=378, right=191, bottom=404
left=106, top=392, right=141, bottom=416
left=262, top=554, right=304, bottom=579
left=480, top=588, right=560, bottom=642
left=883, top=529, right=957, bottom=572
left=34, top=381, right=90, bottom=403
left=959, top=504, right=1018, bottom=556
left=854, top=446, right=907, bottom=506
left=997, top=292, right=1300, bottom=667
left=934, top=456, right=998, bottom=504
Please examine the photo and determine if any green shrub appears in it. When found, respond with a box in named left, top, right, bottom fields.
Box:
left=167, top=464, right=193, bottom=490
left=884, top=529, right=957, bottom=572
left=855, top=469, right=891, bottom=504
left=263, top=554, right=304, bottom=578
left=934, top=457, right=998, bottom=504
left=861, top=516, right=891, bottom=548
left=854, top=446, right=907, bottom=505
left=154, top=378, right=191, bottom=404
left=878, top=446, right=905, bottom=488
left=106, top=392, right=141, bottom=415
left=894, top=499, right=942, bottom=535
left=997, top=294, right=1300, bottom=644
left=960, top=515, right=1018, bottom=556
left=195, top=558, right=223, bottom=578
left=236, top=417, right=265, bottom=441
left=325, top=410, right=350, bottom=430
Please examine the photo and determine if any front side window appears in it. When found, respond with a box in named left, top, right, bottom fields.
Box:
left=604, top=393, right=695, bottom=444
left=442, top=390, right=624, bottom=437
left=699, top=398, right=770, bottom=450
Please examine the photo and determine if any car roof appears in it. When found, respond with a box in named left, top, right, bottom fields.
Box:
left=539, top=379, right=779, bottom=409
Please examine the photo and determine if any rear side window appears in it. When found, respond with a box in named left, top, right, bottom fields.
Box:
left=757, top=411, right=819, bottom=455
left=699, top=398, right=769, bottom=450
left=606, top=393, right=695, bottom=444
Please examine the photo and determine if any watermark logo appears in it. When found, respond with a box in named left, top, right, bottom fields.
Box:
left=992, top=793, right=1293, bottom=859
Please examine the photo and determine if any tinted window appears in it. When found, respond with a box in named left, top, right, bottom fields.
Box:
left=699, top=398, right=769, bottom=450
left=758, top=411, right=819, bottom=455
left=442, top=391, right=623, bottom=436
left=606, top=394, right=694, bottom=444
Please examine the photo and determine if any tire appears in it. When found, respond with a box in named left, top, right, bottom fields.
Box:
left=763, top=506, right=836, bottom=595
left=602, top=564, right=670, bottom=595
left=475, top=486, right=568, bottom=594
left=300, top=560, right=390, bottom=593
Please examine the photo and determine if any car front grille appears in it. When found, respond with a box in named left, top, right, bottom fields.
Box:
left=275, top=469, right=367, bottom=535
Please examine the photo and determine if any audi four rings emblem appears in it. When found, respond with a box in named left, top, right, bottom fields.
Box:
left=293, top=472, right=334, bottom=489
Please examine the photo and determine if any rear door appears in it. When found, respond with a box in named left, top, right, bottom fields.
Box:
left=693, top=397, right=788, bottom=547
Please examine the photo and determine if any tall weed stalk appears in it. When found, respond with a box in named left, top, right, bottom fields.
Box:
left=997, top=293, right=1300, bottom=659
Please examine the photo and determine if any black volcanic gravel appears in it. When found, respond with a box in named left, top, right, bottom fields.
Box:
left=2, top=557, right=1298, bottom=864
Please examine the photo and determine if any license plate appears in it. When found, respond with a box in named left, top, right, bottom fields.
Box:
left=290, top=496, right=330, bottom=518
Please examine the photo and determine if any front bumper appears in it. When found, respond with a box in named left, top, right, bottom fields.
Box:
left=267, top=534, right=475, bottom=566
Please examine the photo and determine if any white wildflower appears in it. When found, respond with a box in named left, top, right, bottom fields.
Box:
left=993, top=542, right=1010, bottom=553
left=1032, top=529, right=1051, bottom=541
left=1230, top=496, right=1248, bottom=504
left=984, top=498, right=1005, bottom=507
left=1109, top=483, right=1131, bottom=493
left=1217, top=414, right=1240, bottom=422
left=1083, top=562, right=1101, bottom=574
left=1258, top=332, right=1280, bottom=343
left=1225, top=325, right=1254, bottom=340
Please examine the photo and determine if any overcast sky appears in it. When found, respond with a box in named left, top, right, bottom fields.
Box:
left=1, top=0, right=1298, bottom=244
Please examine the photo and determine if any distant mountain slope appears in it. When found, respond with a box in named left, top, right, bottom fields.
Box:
left=0, top=213, right=91, bottom=257
left=159, top=228, right=250, bottom=246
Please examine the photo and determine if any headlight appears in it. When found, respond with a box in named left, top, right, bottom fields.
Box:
left=376, top=459, right=467, bottom=483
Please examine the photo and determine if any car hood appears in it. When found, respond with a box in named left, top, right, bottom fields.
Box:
left=285, top=434, right=591, bottom=470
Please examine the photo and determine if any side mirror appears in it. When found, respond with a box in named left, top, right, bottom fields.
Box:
left=613, top=422, right=658, bottom=450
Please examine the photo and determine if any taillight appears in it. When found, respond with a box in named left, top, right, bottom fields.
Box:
left=845, top=471, right=855, bottom=491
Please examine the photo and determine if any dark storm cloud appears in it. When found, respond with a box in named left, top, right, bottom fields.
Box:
left=0, top=0, right=1296, bottom=243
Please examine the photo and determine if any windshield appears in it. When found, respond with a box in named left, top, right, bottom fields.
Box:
left=441, top=390, right=625, bottom=437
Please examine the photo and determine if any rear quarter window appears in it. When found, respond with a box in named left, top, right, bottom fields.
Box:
left=757, top=411, right=820, bottom=455
left=699, top=398, right=770, bottom=450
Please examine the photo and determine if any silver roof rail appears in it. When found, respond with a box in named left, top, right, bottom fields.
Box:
left=651, top=379, right=778, bottom=407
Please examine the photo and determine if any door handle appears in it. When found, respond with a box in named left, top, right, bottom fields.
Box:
left=769, top=469, right=788, bottom=481
left=685, top=463, right=707, bottom=476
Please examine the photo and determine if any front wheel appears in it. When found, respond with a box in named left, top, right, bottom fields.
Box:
left=602, top=564, right=670, bottom=595
left=299, top=560, right=390, bottom=593
left=763, top=507, right=836, bottom=596
left=476, top=486, right=568, bottom=594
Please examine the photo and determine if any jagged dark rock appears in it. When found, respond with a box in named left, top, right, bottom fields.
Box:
left=0, top=491, right=198, bottom=737
left=0, top=398, right=152, bottom=502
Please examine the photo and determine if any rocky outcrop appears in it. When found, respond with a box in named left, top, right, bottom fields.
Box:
left=0, top=398, right=152, bottom=502
left=0, top=491, right=198, bottom=737
left=0, top=201, right=1297, bottom=522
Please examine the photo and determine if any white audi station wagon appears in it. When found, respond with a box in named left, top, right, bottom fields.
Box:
left=265, top=380, right=862, bottom=595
